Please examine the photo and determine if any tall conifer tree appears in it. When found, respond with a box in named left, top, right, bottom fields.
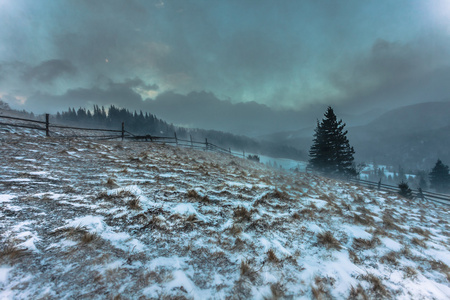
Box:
left=429, top=159, right=450, bottom=193
left=308, top=107, right=356, bottom=177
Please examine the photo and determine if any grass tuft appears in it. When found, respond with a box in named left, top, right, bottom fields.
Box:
left=317, top=231, right=341, bottom=250
left=266, top=249, right=279, bottom=263
left=234, top=206, right=252, bottom=222
left=348, top=284, right=368, bottom=300
left=352, top=237, right=380, bottom=250
left=411, top=237, right=427, bottom=248
left=127, top=197, right=142, bottom=210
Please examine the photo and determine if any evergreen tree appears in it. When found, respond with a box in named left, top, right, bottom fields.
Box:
left=398, top=181, right=413, bottom=199
left=308, top=107, right=356, bottom=177
left=429, top=159, right=450, bottom=193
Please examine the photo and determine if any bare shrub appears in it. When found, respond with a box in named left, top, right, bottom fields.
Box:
left=317, top=231, right=341, bottom=250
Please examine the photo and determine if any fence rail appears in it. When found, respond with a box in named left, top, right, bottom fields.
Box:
left=2, top=112, right=449, bottom=206
left=349, top=178, right=450, bottom=206
left=0, top=113, right=247, bottom=158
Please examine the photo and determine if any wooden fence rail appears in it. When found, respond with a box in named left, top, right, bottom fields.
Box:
left=0, top=113, right=246, bottom=158
left=349, top=178, right=450, bottom=206
left=3, top=113, right=449, bottom=206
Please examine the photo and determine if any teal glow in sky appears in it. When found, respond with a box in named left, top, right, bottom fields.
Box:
left=1, top=0, right=450, bottom=116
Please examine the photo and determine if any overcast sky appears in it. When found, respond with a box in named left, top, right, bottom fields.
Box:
left=1, top=0, right=450, bottom=133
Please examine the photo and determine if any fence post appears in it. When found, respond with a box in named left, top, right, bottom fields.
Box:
left=190, top=135, right=193, bottom=148
left=205, top=138, right=208, bottom=151
left=229, top=148, right=231, bottom=154
left=45, top=114, right=50, bottom=137
left=121, top=122, right=124, bottom=141
left=174, top=132, right=178, bottom=145
left=243, top=149, right=245, bottom=158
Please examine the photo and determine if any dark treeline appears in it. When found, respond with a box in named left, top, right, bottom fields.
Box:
left=54, top=105, right=306, bottom=161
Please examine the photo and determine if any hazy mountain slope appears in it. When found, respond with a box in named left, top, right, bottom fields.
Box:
left=1, top=129, right=449, bottom=299
left=348, top=101, right=450, bottom=168
left=258, top=101, right=450, bottom=169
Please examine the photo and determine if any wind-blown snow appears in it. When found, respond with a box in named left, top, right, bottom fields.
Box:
left=1, top=131, right=449, bottom=299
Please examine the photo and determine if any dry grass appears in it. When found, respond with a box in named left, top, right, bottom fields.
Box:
left=240, top=259, right=257, bottom=281
left=403, top=266, right=418, bottom=279
left=348, top=250, right=361, bottom=264
left=233, top=206, right=252, bottom=222
left=106, top=177, right=118, bottom=188
left=299, top=208, right=315, bottom=220
left=228, top=223, right=243, bottom=236
left=317, top=231, right=341, bottom=250
left=311, top=276, right=334, bottom=300
left=360, top=273, right=389, bottom=298
left=127, top=197, right=142, bottom=210
left=380, top=251, right=399, bottom=266
left=266, top=249, right=279, bottom=263
left=352, top=213, right=375, bottom=226
left=410, top=227, right=431, bottom=237
left=352, top=237, right=380, bottom=250
left=411, top=237, right=427, bottom=248
left=81, top=232, right=100, bottom=244
left=292, top=212, right=301, bottom=220
left=185, top=214, right=198, bottom=223
left=382, top=214, right=400, bottom=230
left=268, top=282, right=285, bottom=300
left=0, top=242, right=29, bottom=262
left=348, top=284, right=368, bottom=300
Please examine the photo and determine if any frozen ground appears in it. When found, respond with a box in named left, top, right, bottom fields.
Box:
left=0, top=130, right=449, bottom=299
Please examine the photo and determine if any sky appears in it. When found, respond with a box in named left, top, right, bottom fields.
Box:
left=1, top=0, right=450, bottom=134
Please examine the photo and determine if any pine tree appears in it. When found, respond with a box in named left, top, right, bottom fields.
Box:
left=308, top=107, right=356, bottom=177
left=429, top=159, right=450, bottom=193
left=398, top=181, right=413, bottom=199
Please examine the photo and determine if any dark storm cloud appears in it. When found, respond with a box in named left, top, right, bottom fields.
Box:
left=26, top=77, right=157, bottom=113
left=22, top=59, right=76, bottom=83
left=2, top=0, right=450, bottom=135
left=327, top=35, right=450, bottom=111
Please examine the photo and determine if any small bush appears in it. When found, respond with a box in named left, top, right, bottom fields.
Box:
left=398, top=181, right=413, bottom=199
left=247, top=154, right=260, bottom=162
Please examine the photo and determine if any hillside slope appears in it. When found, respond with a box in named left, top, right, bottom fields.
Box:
left=1, top=130, right=449, bottom=299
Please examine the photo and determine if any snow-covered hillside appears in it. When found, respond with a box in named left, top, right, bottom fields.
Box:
left=1, top=131, right=449, bottom=299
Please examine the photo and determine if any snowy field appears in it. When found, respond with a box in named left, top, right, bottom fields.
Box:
left=1, top=130, right=449, bottom=299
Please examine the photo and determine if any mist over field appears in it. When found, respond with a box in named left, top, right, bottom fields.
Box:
left=1, top=1, right=450, bottom=299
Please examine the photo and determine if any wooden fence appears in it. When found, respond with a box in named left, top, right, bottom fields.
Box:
left=2, top=112, right=449, bottom=206
left=0, top=113, right=247, bottom=158
left=348, top=178, right=450, bottom=206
